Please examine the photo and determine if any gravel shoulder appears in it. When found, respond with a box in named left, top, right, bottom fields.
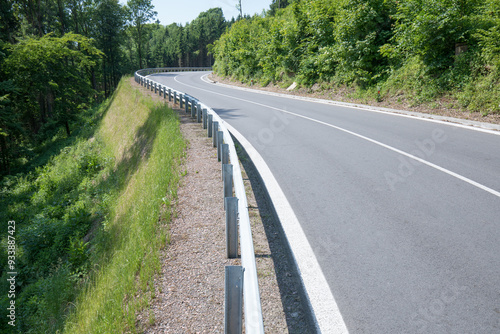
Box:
left=132, top=78, right=315, bottom=333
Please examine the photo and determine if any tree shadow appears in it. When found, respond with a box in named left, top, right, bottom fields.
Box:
left=90, top=102, right=167, bottom=253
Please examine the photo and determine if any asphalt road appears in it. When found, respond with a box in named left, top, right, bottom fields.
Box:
left=150, top=71, right=500, bottom=333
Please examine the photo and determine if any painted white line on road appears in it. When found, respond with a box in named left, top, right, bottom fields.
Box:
left=224, top=121, right=349, bottom=334
left=201, top=74, right=500, bottom=135
left=175, top=74, right=500, bottom=199
left=172, top=72, right=348, bottom=333
left=169, top=71, right=500, bottom=332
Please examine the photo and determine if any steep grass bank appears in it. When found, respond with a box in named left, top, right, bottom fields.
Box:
left=0, top=77, right=185, bottom=333
left=63, top=78, right=185, bottom=333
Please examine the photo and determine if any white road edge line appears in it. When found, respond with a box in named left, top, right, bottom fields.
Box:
left=200, top=74, right=500, bottom=136
left=171, top=72, right=348, bottom=333
left=224, top=121, right=349, bottom=334
left=174, top=73, right=500, bottom=199
left=166, top=71, right=500, bottom=332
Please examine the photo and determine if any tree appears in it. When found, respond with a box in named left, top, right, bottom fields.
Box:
left=269, top=0, right=293, bottom=16
left=382, top=0, right=482, bottom=73
left=332, top=0, right=395, bottom=85
left=0, top=0, right=18, bottom=43
left=0, top=80, right=21, bottom=174
left=126, top=0, right=157, bottom=69
left=5, top=33, right=102, bottom=138
left=93, top=0, right=126, bottom=96
left=236, top=0, right=243, bottom=19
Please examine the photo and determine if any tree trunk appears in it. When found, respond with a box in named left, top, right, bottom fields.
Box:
left=138, top=24, right=143, bottom=68
left=0, top=136, right=9, bottom=175
left=57, top=0, right=66, bottom=35
left=65, top=120, right=71, bottom=137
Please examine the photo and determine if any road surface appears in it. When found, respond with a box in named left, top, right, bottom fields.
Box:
left=150, top=71, right=500, bottom=333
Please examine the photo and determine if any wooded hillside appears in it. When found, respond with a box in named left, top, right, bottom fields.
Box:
left=213, top=0, right=500, bottom=115
left=0, top=1, right=227, bottom=175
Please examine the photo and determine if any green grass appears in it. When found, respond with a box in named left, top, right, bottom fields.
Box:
left=0, top=77, right=185, bottom=333
left=63, top=78, right=185, bottom=333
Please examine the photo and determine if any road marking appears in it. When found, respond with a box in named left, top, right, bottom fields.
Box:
left=201, top=74, right=500, bottom=135
left=224, top=121, right=349, bottom=334
left=170, top=72, right=348, bottom=333
left=161, top=72, right=500, bottom=332
left=173, top=74, right=500, bottom=199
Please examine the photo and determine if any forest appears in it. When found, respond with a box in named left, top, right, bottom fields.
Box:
left=0, top=0, right=228, bottom=176
left=213, top=0, right=500, bottom=116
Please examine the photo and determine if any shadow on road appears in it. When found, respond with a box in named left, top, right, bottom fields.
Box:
left=233, top=135, right=318, bottom=334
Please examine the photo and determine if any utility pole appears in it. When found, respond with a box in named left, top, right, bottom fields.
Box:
left=236, top=0, right=243, bottom=19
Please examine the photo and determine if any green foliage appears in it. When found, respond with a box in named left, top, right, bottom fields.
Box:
left=126, top=0, right=157, bottom=68
left=93, top=0, right=127, bottom=97
left=0, top=77, right=185, bottom=333
left=476, top=0, right=500, bottom=67
left=62, top=77, right=185, bottom=334
left=293, top=0, right=338, bottom=84
left=213, top=0, right=500, bottom=114
left=0, top=112, right=113, bottom=333
left=332, top=0, right=395, bottom=85
left=269, top=0, right=294, bottom=16
left=4, top=33, right=102, bottom=162
left=140, top=8, right=227, bottom=68
left=383, top=0, right=482, bottom=73
left=214, top=16, right=269, bottom=80
left=2, top=1, right=228, bottom=174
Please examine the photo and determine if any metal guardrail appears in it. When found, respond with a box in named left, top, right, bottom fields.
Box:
left=134, top=68, right=265, bottom=334
left=137, top=67, right=213, bottom=75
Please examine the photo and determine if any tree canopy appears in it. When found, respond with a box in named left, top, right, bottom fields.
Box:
left=213, top=0, right=500, bottom=114
left=0, top=1, right=228, bottom=174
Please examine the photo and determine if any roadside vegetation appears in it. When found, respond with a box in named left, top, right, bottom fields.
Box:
left=213, top=0, right=500, bottom=116
left=1, top=1, right=228, bottom=332
left=0, top=78, right=185, bottom=333
left=1, top=0, right=227, bottom=176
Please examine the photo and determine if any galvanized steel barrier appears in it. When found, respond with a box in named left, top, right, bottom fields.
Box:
left=134, top=68, right=265, bottom=334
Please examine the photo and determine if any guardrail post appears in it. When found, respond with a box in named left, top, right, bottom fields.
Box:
left=208, top=115, right=213, bottom=137
left=223, top=163, right=233, bottom=197
left=213, top=121, right=218, bottom=147
left=185, top=96, right=189, bottom=113
left=174, top=91, right=177, bottom=105
left=217, top=131, right=223, bottom=161
left=154, top=83, right=157, bottom=94
left=168, top=89, right=172, bottom=102
left=197, top=104, right=202, bottom=123
left=180, top=94, right=184, bottom=108
left=225, top=265, right=244, bottom=334
left=225, top=198, right=239, bottom=259
left=203, top=109, right=208, bottom=129
left=222, top=144, right=229, bottom=167
left=191, top=100, right=196, bottom=118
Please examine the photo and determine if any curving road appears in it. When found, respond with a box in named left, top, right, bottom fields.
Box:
left=150, top=71, right=500, bottom=333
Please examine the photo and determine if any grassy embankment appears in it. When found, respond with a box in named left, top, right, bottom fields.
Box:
left=0, top=77, right=185, bottom=333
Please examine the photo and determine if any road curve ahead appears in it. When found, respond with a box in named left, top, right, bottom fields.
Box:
left=151, top=71, right=500, bottom=334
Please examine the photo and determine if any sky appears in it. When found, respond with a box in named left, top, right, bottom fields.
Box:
left=119, top=0, right=273, bottom=26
